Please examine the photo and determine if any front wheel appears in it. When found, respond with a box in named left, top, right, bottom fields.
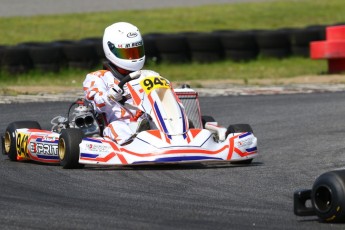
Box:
left=59, top=128, right=85, bottom=169
left=3, top=121, right=41, bottom=161
left=201, top=115, right=216, bottom=128
left=226, top=124, right=253, bottom=135
left=311, top=170, right=345, bottom=222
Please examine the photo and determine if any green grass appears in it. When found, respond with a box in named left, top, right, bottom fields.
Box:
left=0, top=0, right=344, bottom=88
left=1, top=0, right=344, bottom=44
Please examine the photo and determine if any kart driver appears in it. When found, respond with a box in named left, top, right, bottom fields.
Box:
left=83, top=22, right=147, bottom=145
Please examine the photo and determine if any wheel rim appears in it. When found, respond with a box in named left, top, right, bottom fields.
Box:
left=314, top=185, right=332, bottom=213
left=4, top=132, right=11, bottom=153
left=58, top=138, right=66, bottom=160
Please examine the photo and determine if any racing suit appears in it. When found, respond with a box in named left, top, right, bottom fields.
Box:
left=83, top=67, right=140, bottom=145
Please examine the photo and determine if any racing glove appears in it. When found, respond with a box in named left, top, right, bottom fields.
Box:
left=106, top=84, right=123, bottom=102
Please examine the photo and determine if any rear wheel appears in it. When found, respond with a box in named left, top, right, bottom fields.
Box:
left=58, top=128, right=85, bottom=169
left=201, top=115, right=216, bottom=128
left=3, top=121, right=41, bottom=161
left=226, top=124, right=254, bottom=165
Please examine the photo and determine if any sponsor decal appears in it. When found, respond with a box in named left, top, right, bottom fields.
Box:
left=30, top=142, right=58, bottom=156
left=237, top=136, right=253, bottom=148
left=85, top=143, right=110, bottom=153
left=41, top=136, right=57, bottom=142
left=127, top=32, right=138, bottom=38
left=117, top=41, right=143, bottom=48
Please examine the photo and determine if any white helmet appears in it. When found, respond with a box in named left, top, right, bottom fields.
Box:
left=103, top=22, right=145, bottom=72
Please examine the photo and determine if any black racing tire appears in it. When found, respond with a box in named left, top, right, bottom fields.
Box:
left=259, top=48, right=291, bottom=59
left=4, top=121, right=41, bottom=161
left=143, top=33, right=164, bottom=64
left=28, top=44, right=64, bottom=72
left=291, top=46, right=310, bottom=57
left=186, top=33, right=222, bottom=52
left=58, top=128, right=85, bottom=169
left=201, top=115, right=216, bottom=128
left=155, top=34, right=191, bottom=63
left=219, top=31, right=258, bottom=50
left=79, top=37, right=104, bottom=60
left=290, top=28, right=321, bottom=46
left=2, top=46, right=33, bottom=74
left=311, top=170, right=345, bottom=222
left=256, top=30, right=291, bottom=50
left=226, top=124, right=253, bottom=135
left=224, top=49, right=258, bottom=62
left=190, top=51, right=224, bottom=63
left=62, top=41, right=99, bottom=70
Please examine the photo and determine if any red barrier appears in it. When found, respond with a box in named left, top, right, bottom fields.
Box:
left=310, top=25, right=345, bottom=73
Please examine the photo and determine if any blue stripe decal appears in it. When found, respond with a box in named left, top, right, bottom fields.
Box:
left=36, top=138, right=59, bottom=144
left=133, top=156, right=222, bottom=164
left=83, top=138, right=102, bottom=143
left=246, top=147, right=257, bottom=152
left=179, top=104, right=186, bottom=134
left=154, top=102, right=170, bottom=136
left=80, top=153, right=99, bottom=158
left=239, top=132, right=251, bottom=138
left=37, top=155, right=59, bottom=160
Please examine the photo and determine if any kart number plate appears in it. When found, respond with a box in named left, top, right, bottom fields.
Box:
left=140, top=76, right=170, bottom=94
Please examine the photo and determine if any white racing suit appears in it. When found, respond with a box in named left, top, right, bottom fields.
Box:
left=83, top=69, right=140, bottom=145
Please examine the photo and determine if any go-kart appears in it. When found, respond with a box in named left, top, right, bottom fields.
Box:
left=1, top=70, right=258, bottom=169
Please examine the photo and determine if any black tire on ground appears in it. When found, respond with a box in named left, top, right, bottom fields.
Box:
left=290, top=28, right=322, bottom=47
left=58, top=128, right=85, bottom=169
left=256, top=30, right=291, bottom=49
left=0, top=45, right=8, bottom=67
left=226, top=124, right=253, bottom=135
left=143, top=33, right=164, bottom=64
left=79, top=37, right=104, bottom=61
left=201, top=115, right=216, bottom=128
left=28, top=43, right=64, bottom=72
left=259, top=48, right=291, bottom=59
left=224, top=49, right=258, bottom=62
left=2, top=46, right=33, bottom=74
left=155, top=34, right=190, bottom=63
left=62, top=41, right=99, bottom=70
left=311, top=170, right=345, bottom=222
left=219, top=31, right=258, bottom=50
left=291, top=46, right=310, bottom=57
left=4, top=121, right=41, bottom=161
left=190, top=51, right=224, bottom=63
left=186, top=33, right=223, bottom=61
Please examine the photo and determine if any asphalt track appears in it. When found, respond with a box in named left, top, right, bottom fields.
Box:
left=1, top=92, right=345, bottom=229
left=2, top=0, right=345, bottom=229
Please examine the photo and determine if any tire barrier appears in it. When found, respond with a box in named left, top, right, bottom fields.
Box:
left=256, top=29, right=292, bottom=59
left=0, top=23, right=343, bottom=74
left=155, top=33, right=191, bottom=63
left=217, top=30, right=259, bottom=62
left=186, top=32, right=223, bottom=63
left=290, top=25, right=326, bottom=57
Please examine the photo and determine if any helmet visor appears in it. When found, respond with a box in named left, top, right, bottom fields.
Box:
left=111, top=44, right=145, bottom=60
